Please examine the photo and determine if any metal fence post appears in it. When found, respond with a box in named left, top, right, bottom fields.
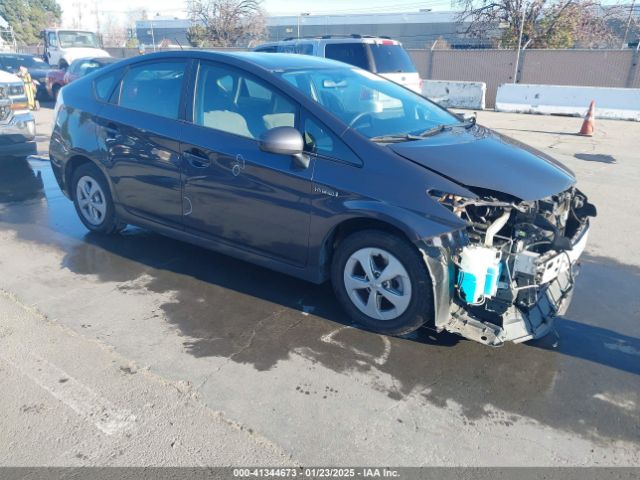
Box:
left=626, top=45, right=640, bottom=88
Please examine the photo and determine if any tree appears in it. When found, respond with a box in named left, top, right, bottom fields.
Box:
left=455, top=0, right=620, bottom=49
left=0, top=0, right=62, bottom=45
left=186, top=24, right=208, bottom=47
left=102, top=13, right=128, bottom=47
left=186, top=0, right=266, bottom=48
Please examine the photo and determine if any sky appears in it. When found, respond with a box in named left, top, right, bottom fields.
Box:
left=55, top=0, right=456, bottom=29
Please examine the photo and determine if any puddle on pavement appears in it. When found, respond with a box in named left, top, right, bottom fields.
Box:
left=1, top=158, right=639, bottom=445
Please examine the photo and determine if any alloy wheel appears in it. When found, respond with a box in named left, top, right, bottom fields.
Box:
left=343, top=247, right=412, bottom=321
left=76, top=176, right=107, bottom=226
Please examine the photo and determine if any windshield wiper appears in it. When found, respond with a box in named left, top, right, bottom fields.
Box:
left=418, top=117, right=477, bottom=138
left=370, top=134, right=422, bottom=143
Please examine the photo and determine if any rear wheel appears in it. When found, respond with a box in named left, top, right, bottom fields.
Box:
left=331, top=230, right=433, bottom=336
left=71, top=163, right=123, bottom=234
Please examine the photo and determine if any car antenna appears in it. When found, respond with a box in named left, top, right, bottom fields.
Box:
left=173, top=38, right=184, bottom=50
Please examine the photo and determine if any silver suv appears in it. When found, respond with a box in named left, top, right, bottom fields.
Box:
left=254, top=35, right=422, bottom=94
left=0, top=70, right=36, bottom=159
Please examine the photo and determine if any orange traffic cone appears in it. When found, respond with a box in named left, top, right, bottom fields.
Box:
left=579, top=100, right=595, bottom=136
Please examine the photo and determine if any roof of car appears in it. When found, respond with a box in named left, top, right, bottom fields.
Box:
left=222, top=52, right=349, bottom=70
left=122, top=51, right=351, bottom=72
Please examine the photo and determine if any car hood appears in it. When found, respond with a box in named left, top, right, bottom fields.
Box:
left=62, top=48, right=110, bottom=63
left=389, top=125, right=576, bottom=201
left=0, top=69, right=21, bottom=83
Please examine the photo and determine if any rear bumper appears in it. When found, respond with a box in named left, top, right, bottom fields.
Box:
left=0, top=112, right=37, bottom=157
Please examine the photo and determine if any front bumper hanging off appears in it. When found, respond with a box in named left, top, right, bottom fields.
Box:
left=421, top=221, right=590, bottom=346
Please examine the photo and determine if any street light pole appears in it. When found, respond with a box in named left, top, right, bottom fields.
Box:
left=513, top=1, right=526, bottom=83
left=297, top=13, right=310, bottom=39
left=150, top=20, right=156, bottom=51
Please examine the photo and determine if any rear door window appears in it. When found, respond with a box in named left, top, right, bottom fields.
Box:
left=117, top=60, right=186, bottom=119
left=369, top=44, right=416, bottom=73
left=324, top=43, right=370, bottom=70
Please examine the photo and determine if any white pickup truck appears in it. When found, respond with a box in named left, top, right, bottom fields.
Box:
left=42, top=29, right=110, bottom=69
left=0, top=70, right=36, bottom=159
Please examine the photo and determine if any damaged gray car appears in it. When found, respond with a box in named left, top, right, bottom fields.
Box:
left=50, top=52, right=596, bottom=346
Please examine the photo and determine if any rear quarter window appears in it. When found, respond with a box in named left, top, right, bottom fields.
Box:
left=324, top=43, right=370, bottom=70
left=369, top=44, right=416, bottom=73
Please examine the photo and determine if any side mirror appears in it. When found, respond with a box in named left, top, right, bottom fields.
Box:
left=259, top=126, right=309, bottom=169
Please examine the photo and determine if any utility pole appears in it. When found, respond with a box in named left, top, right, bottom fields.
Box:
left=150, top=19, right=156, bottom=51
left=297, top=12, right=310, bottom=39
left=513, top=0, right=526, bottom=83
left=621, top=0, right=637, bottom=49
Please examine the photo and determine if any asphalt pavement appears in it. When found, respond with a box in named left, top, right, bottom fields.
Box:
left=0, top=106, right=638, bottom=466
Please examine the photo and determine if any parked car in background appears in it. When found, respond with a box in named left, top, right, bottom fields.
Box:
left=50, top=51, right=595, bottom=347
left=0, top=69, right=36, bottom=159
left=41, top=29, right=110, bottom=69
left=254, top=35, right=422, bottom=93
left=0, top=53, right=53, bottom=100
left=46, top=56, right=119, bottom=101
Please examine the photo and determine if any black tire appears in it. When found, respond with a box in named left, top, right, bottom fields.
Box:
left=71, top=163, right=123, bottom=234
left=331, top=230, right=434, bottom=336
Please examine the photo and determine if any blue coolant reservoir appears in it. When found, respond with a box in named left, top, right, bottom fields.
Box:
left=457, top=246, right=502, bottom=304
left=484, top=262, right=502, bottom=297
left=458, top=271, right=481, bottom=304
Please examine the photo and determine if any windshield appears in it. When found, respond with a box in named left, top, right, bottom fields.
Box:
left=370, top=44, right=416, bottom=73
left=278, top=67, right=457, bottom=139
left=58, top=31, right=100, bottom=49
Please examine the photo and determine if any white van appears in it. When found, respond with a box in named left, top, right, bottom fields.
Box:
left=254, top=36, right=422, bottom=93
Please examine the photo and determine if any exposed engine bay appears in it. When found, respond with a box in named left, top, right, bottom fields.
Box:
left=432, top=187, right=597, bottom=345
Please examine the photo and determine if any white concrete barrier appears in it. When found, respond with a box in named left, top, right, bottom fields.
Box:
left=495, top=84, right=640, bottom=121
left=422, top=80, right=486, bottom=110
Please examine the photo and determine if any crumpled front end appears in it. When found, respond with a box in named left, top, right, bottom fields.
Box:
left=423, top=187, right=596, bottom=346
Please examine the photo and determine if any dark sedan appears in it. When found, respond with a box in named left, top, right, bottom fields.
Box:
left=49, top=51, right=595, bottom=346
left=0, top=53, right=53, bottom=99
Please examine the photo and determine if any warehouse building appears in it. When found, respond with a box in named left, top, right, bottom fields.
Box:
left=135, top=11, right=489, bottom=49
left=266, top=11, right=487, bottom=49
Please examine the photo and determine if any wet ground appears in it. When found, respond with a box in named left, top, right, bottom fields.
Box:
left=0, top=108, right=638, bottom=465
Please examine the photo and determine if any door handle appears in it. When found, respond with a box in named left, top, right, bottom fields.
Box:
left=184, top=150, right=211, bottom=168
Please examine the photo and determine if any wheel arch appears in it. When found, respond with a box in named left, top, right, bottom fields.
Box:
left=316, top=200, right=460, bottom=275
left=64, top=154, right=114, bottom=201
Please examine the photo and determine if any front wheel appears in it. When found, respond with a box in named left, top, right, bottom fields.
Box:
left=71, top=163, right=123, bottom=234
left=331, top=230, right=434, bottom=336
